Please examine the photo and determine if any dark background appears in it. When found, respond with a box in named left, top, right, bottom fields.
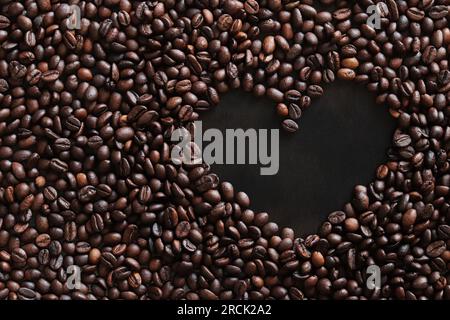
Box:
left=200, top=81, right=396, bottom=237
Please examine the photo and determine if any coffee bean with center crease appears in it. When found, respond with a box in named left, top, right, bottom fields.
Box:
left=426, top=241, right=446, bottom=258
left=244, top=0, right=259, bottom=15
left=53, top=138, right=71, bottom=152
left=79, top=185, right=97, bottom=202
left=0, top=79, right=8, bottom=92
left=437, top=225, right=450, bottom=239
left=9, top=61, right=27, bottom=79
left=288, top=103, right=302, bottom=120
left=36, top=234, right=51, bottom=248
left=328, top=211, right=346, bottom=224
left=43, top=186, right=58, bottom=201
left=0, top=15, right=10, bottom=29
left=65, top=116, right=81, bottom=131
left=49, top=159, right=68, bottom=173
left=87, top=136, right=103, bottom=149
left=282, top=119, right=299, bottom=133
left=41, top=70, right=60, bottom=82
left=18, top=288, right=37, bottom=300
left=11, top=248, right=27, bottom=265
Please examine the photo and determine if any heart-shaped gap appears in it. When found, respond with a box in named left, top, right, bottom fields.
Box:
left=201, top=80, right=396, bottom=236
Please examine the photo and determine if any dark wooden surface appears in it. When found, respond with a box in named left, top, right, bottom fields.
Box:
left=200, top=81, right=396, bottom=236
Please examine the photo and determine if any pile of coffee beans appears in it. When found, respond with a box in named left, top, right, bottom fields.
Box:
left=0, top=0, right=449, bottom=300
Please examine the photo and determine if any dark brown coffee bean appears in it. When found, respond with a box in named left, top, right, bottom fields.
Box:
left=288, top=103, right=302, bottom=120
left=175, top=221, right=191, bottom=239
left=426, top=241, right=446, bottom=258
left=11, top=248, right=27, bottom=265
left=282, top=119, right=299, bottom=133
left=386, top=0, right=399, bottom=20
left=244, top=0, right=259, bottom=15
left=49, top=159, right=68, bottom=173
left=116, top=127, right=135, bottom=142
left=41, top=70, right=60, bottom=82
left=53, top=138, right=71, bottom=152
left=429, top=5, right=448, bottom=19
left=0, top=79, right=8, bottom=92
left=0, top=15, right=10, bottom=29
left=328, top=211, right=346, bottom=224
left=437, top=225, right=450, bottom=239
left=43, top=187, right=58, bottom=201
left=9, top=61, right=27, bottom=79
left=65, top=116, right=81, bottom=131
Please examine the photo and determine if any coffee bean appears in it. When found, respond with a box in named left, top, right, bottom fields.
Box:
left=49, top=159, right=68, bottom=173
left=65, top=116, right=81, bottom=131
left=26, top=69, right=41, bottom=85
left=288, top=103, right=302, bottom=120
left=118, top=10, right=131, bottom=26
left=11, top=248, right=27, bottom=265
left=311, top=251, right=325, bottom=268
left=54, top=138, right=71, bottom=152
left=43, top=187, right=58, bottom=201
left=426, top=241, right=446, bottom=258
left=393, top=134, right=411, bottom=147
left=244, top=0, right=259, bottom=15
left=175, top=221, right=191, bottom=239
left=41, top=70, right=60, bottom=82
left=337, top=68, right=356, bottom=80
left=437, top=225, right=450, bottom=240
left=115, top=127, right=135, bottom=142
left=9, top=61, right=27, bottom=79
left=306, top=85, right=323, bottom=97
left=36, top=234, right=51, bottom=248
left=402, top=209, right=417, bottom=229
left=386, top=0, right=399, bottom=20
left=18, top=288, right=37, bottom=300
left=328, top=211, right=346, bottom=224
left=63, top=31, right=78, bottom=49
left=0, top=15, right=10, bottom=29
left=281, top=119, right=299, bottom=133
left=0, top=79, right=8, bottom=92
left=429, top=5, right=448, bottom=19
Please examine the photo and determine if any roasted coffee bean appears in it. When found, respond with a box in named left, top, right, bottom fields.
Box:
left=244, top=0, right=259, bottom=15
left=49, top=159, right=68, bottom=173
left=328, top=211, right=346, bottom=224
left=53, top=138, right=71, bottom=152
left=9, top=61, right=27, bottom=79
left=65, top=116, right=81, bottom=131
left=36, top=234, right=51, bottom=248
left=437, top=225, right=450, bottom=240
left=0, top=15, right=10, bottom=29
left=0, top=79, right=8, bottom=92
left=288, top=103, right=302, bottom=120
left=11, top=248, right=27, bottom=265
left=41, top=70, right=60, bottom=82
left=426, top=241, right=446, bottom=258
left=43, top=187, right=58, bottom=202
left=282, top=119, right=299, bottom=133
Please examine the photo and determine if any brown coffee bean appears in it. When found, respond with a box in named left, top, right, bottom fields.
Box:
left=337, top=68, right=356, bottom=80
left=0, top=15, right=10, bottom=29
left=36, top=234, right=51, bottom=248
left=41, top=70, right=60, bottom=82
left=426, top=241, right=446, bottom=258
left=311, top=251, right=325, bottom=267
